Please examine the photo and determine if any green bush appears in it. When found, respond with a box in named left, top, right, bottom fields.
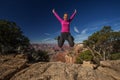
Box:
left=76, top=50, right=93, bottom=64
left=110, top=53, right=120, bottom=60
left=31, top=50, right=50, bottom=62
left=80, top=50, right=93, bottom=61
left=76, top=57, right=83, bottom=64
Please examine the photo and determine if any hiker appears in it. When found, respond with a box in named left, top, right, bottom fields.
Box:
left=52, top=9, right=77, bottom=48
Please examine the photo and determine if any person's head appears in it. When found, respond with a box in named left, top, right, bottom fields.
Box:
left=63, top=13, right=68, bottom=21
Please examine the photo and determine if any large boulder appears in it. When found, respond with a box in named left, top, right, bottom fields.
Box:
left=10, top=60, right=120, bottom=80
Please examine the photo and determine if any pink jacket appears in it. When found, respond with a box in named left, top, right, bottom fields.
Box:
left=53, top=11, right=76, bottom=32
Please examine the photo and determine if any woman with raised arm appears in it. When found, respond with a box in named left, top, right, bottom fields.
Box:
left=52, top=9, right=77, bottom=48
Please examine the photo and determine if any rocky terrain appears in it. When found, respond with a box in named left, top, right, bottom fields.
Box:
left=0, top=54, right=120, bottom=80
left=0, top=54, right=28, bottom=80
left=10, top=61, right=120, bottom=80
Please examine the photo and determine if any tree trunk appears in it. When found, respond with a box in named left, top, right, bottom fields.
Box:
left=87, top=46, right=95, bottom=57
left=103, top=51, right=106, bottom=61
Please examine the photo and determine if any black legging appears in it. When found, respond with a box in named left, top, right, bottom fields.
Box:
left=58, top=32, right=74, bottom=48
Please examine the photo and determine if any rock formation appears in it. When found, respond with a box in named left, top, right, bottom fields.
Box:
left=10, top=60, right=120, bottom=80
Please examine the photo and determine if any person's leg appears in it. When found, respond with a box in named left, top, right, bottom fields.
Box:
left=58, top=34, right=65, bottom=48
left=67, top=34, right=74, bottom=47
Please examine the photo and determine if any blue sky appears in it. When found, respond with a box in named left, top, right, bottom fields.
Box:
left=0, top=0, right=120, bottom=44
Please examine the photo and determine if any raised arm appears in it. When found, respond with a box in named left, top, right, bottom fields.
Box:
left=69, top=9, right=77, bottom=22
left=52, top=9, right=62, bottom=22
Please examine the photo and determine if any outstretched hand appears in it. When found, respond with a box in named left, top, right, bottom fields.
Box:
left=75, top=9, right=77, bottom=13
left=52, top=9, right=55, bottom=13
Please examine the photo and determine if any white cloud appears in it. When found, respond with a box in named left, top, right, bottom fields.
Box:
left=42, top=38, right=51, bottom=41
left=41, top=38, right=57, bottom=44
left=74, top=33, right=90, bottom=43
left=114, top=23, right=120, bottom=26
left=89, top=27, right=99, bottom=31
left=37, top=31, right=60, bottom=44
left=44, top=33, right=50, bottom=36
left=74, top=26, right=80, bottom=33
left=81, top=29, right=87, bottom=34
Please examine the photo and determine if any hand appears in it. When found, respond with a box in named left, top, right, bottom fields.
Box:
left=52, top=9, right=55, bottom=13
left=75, top=9, right=77, bottom=13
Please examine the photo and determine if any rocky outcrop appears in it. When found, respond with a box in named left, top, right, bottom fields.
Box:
left=11, top=60, right=120, bottom=80
left=0, top=54, right=120, bottom=80
left=52, top=44, right=85, bottom=63
left=0, top=54, right=28, bottom=80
